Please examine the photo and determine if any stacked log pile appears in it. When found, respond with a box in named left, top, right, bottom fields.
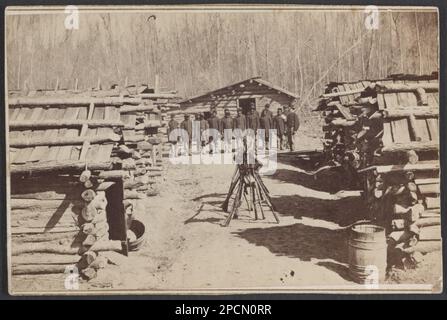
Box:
left=316, top=72, right=440, bottom=267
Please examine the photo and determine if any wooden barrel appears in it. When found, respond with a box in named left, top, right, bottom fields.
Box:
left=348, top=223, right=387, bottom=284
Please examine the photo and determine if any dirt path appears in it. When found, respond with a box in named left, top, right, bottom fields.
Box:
left=12, top=153, right=442, bottom=293
left=100, top=156, right=368, bottom=292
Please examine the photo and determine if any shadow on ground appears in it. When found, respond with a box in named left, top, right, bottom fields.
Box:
left=269, top=168, right=359, bottom=194
left=235, top=223, right=348, bottom=263
left=233, top=190, right=367, bottom=280
left=186, top=193, right=228, bottom=225
left=276, top=151, right=323, bottom=171
left=271, top=194, right=366, bottom=227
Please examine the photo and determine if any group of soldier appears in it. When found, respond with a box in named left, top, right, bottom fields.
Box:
left=168, top=102, right=300, bottom=153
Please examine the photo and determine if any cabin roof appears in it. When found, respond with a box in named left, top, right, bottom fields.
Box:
left=179, top=77, right=298, bottom=104
left=8, top=96, right=122, bottom=174
left=315, top=72, right=439, bottom=113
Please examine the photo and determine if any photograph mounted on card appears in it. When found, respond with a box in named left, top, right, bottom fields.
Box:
left=4, top=4, right=441, bottom=295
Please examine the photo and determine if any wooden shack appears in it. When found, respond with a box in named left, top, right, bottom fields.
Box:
left=179, top=77, right=298, bottom=118
left=315, top=72, right=440, bottom=265
left=7, top=94, right=141, bottom=278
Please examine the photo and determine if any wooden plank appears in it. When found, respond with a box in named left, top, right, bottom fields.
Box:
left=415, top=178, right=439, bottom=185
left=405, top=91, right=418, bottom=106
left=43, top=108, right=66, bottom=161
left=95, top=143, right=114, bottom=163
left=384, top=92, right=399, bottom=109
left=8, top=96, right=142, bottom=106
left=11, top=160, right=112, bottom=174
left=418, top=225, right=441, bottom=241
left=361, top=81, right=370, bottom=88
left=85, top=144, right=101, bottom=163
left=79, top=141, right=90, bottom=161
left=9, top=149, right=19, bottom=163
left=122, top=129, right=135, bottom=142
left=418, top=183, right=440, bottom=195
left=86, top=105, right=104, bottom=137
left=414, top=118, right=431, bottom=141
left=78, top=103, right=93, bottom=162
left=391, top=118, right=411, bottom=143
left=427, top=93, right=438, bottom=107
left=377, top=93, right=386, bottom=110
left=337, top=85, right=348, bottom=105
left=432, top=92, right=439, bottom=105
left=77, top=105, right=88, bottom=120
left=426, top=118, right=439, bottom=141
left=425, top=197, right=440, bottom=209
left=10, top=133, right=120, bottom=147
left=407, top=114, right=422, bottom=141
left=70, top=145, right=81, bottom=161
left=382, top=122, right=394, bottom=146
left=14, top=107, right=30, bottom=121
left=335, top=103, right=354, bottom=120
left=376, top=161, right=439, bottom=173
left=28, top=107, right=52, bottom=162
left=12, top=148, right=34, bottom=164
left=57, top=108, right=81, bottom=161
left=384, top=107, right=439, bottom=118
left=382, top=141, right=439, bottom=152
left=343, top=84, right=354, bottom=104
left=12, top=107, right=36, bottom=164
left=96, top=108, right=113, bottom=156
left=10, top=119, right=123, bottom=129
left=9, top=108, right=21, bottom=121
left=122, top=114, right=136, bottom=128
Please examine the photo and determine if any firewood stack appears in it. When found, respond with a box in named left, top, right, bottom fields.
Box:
left=316, top=78, right=385, bottom=186
left=76, top=171, right=122, bottom=279
left=316, top=72, right=440, bottom=267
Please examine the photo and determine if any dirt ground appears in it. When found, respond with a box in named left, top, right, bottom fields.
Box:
left=11, top=145, right=442, bottom=294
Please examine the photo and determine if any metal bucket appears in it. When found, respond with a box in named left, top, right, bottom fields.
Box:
left=348, top=223, right=387, bottom=284
left=128, top=219, right=146, bottom=251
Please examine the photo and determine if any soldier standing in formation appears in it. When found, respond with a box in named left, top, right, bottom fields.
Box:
left=220, top=108, right=233, bottom=135
left=273, top=107, right=286, bottom=150
left=220, top=109, right=234, bottom=152
left=167, top=113, right=179, bottom=144
left=260, top=104, right=273, bottom=149
left=233, top=108, right=246, bottom=131
left=180, top=113, right=193, bottom=154
left=197, top=113, right=209, bottom=147
left=284, top=104, right=300, bottom=151
left=250, top=102, right=260, bottom=119
left=207, top=109, right=221, bottom=153
left=246, top=104, right=260, bottom=134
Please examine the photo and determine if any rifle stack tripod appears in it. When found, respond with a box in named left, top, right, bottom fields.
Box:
left=221, top=144, right=279, bottom=227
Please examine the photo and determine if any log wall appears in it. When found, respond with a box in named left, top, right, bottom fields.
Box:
left=10, top=174, right=120, bottom=277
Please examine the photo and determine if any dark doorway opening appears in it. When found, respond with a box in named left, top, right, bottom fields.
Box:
left=203, top=111, right=212, bottom=120
left=238, top=98, right=256, bottom=115
left=105, top=182, right=126, bottom=239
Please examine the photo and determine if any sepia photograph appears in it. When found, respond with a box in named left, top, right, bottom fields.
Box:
left=4, top=4, right=442, bottom=295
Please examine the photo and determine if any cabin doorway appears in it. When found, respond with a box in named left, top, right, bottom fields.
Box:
left=203, top=111, right=212, bottom=120
left=238, top=98, right=256, bottom=115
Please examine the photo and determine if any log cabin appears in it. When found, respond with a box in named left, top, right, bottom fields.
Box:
left=8, top=95, right=133, bottom=278
left=179, top=77, right=299, bottom=119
